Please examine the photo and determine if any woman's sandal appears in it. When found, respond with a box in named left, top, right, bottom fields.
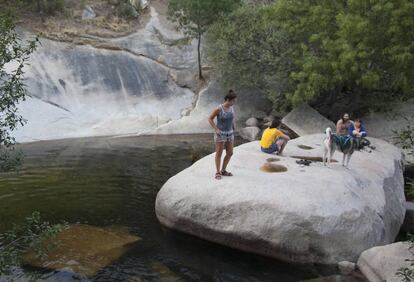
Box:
left=221, top=170, right=233, bottom=176
left=215, top=172, right=222, bottom=180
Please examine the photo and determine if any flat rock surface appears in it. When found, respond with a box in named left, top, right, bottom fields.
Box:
left=156, top=134, right=405, bottom=264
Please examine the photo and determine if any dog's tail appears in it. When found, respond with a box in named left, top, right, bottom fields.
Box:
left=325, top=127, right=333, bottom=139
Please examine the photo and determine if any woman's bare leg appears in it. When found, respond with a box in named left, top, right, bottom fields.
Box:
left=215, top=142, right=224, bottom=174
left=276, top=138, right=288, bottom=155
left=221, top=141, right=234, bottom=172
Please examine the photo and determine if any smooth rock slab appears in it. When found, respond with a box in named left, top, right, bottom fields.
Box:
left=357, top=242, right=413, bottom=282
left=155, top=134, right=405, bottom=264
left=282, top=104, right=335, bottom=136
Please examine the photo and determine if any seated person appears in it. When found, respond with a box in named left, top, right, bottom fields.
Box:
left=336, top=113, right=354, bottom=136
left=348, top=118, right=370, bottom=149
left=260, top=119, right=290, bottom=155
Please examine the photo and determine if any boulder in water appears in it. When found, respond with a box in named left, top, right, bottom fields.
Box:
left=357, top=241, right=413, bottom=282
left=155, top=134, right=405, bottom=264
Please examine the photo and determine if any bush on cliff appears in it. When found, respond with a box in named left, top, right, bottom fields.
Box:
left=207, top=1, right=414, bottom=112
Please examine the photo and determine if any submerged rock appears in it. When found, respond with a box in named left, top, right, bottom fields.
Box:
left=155, top=134, right=405, bottom=264
left=24, top=224, right=141, bottom=277
left=357, top=241, right=413, bottom=282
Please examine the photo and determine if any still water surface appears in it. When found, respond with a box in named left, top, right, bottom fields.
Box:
left=0, top=134, right=339, bottom=281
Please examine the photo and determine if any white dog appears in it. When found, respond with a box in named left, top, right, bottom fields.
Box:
left=323, top=127, right=356, bottom=168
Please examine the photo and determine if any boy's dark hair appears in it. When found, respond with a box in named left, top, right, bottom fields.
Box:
left=354, top=118, right=362, bottom=123
left=270, top=119, right=280, bottom=129
left=224, top=89, right=237, bottom=101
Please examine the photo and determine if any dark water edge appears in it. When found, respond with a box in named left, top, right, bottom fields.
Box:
left=0, top=134, right=361, bottom=281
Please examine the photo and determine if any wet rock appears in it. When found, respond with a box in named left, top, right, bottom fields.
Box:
left=24, top=224, right=141, bottom=277
left=239, top=126, right=261, bottom=141
left=82, top=5, right=96, bottom=20
left=282, top=104, right=335, bottom=136
left=245, top=117, right=259, bottom=127
left=357, top=241, right=413, bottom=282
left=156, top=134, right=405, bottom=264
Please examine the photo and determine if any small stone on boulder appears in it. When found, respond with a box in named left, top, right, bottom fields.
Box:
left=357, top=241, right=413, bottom=282
left=282, top=104, right=335, bottom=136
left=245, top=117, right=259, bottom=127
left=239, top=126, right=261, bottom=141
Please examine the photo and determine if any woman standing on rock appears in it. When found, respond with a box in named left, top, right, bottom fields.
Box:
left=208, top=90, right=237, bottom=180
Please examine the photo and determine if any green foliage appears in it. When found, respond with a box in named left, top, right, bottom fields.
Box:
left=395, top=115, right=414, bottom=156
left=168, top=0, right=241, bottom=37
left=168, top=0, right=241, bottom=78
left=394, top=114, right=414, bottom=201
left=0, top=11, right=37, bottom=147
left=207, top=0, right=414, bottom=110
left=0, top=10, right=37, bottom=172
left=207, top=5, right=292, bottom=110
left=117, top=2, right=140, bottom=19
left=0, top=211, right=68, bottom=275
left=0, top=147, right=24, bottom=172
left=43, top=0, right=66, bottom=15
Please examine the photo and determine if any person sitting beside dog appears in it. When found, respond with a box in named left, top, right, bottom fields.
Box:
left=348, top=118, right=370, bottom=149
left=260, top=119, right=290, bottom=155
left=336, top=113, right=354, bottom=136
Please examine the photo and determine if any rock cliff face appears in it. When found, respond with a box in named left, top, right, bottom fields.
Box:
left=14, top=4, right=269, bottom=142
left=156, top=134, right=405, bottom=264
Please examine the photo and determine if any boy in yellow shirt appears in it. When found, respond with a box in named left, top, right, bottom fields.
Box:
left=260, top=119, right=290, bottom=155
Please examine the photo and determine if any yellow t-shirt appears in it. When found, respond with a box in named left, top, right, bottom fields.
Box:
left=260, top=128, right=283, bottom=149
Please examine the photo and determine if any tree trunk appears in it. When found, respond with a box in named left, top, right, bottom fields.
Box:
left=37, top=0, right=45, bottom=23
left=197, top=31, right=203, bottom=79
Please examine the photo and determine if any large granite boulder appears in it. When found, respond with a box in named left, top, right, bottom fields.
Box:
left=363, top=99, right=414, bottom=164
left=155, top=134, right=405, bottom=264
left=357, top=242, right=413, bottom=282
left=282, top=104, right=335, bottom=136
